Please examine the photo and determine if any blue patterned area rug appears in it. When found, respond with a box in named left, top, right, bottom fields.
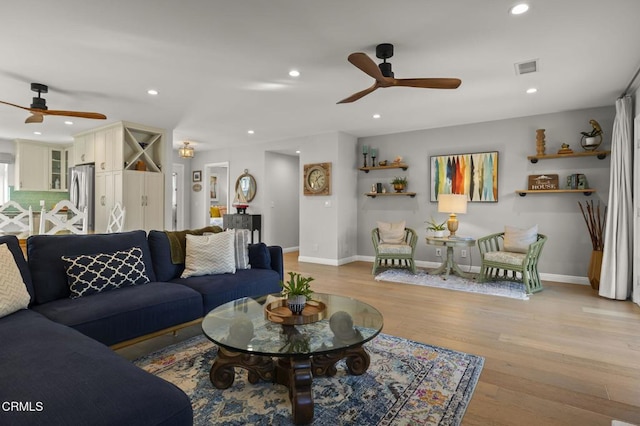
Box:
left=134, top=333, right=484, bottom=425
left=375, top=269, right=529, bottom=300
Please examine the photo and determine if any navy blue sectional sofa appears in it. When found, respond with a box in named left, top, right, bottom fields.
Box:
left=0, top=230, right=283, bottom=425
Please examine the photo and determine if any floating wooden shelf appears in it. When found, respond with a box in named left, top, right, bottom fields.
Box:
left=358, top=163, right=408, bottom=172
left=365, top=192, right=416, bottom=198
left=527, top=150, right=610, bottom=164
left=516, top=189, right=596, bottom=197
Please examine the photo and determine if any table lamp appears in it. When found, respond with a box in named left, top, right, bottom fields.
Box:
left=437, top=194, right=468, bottom=237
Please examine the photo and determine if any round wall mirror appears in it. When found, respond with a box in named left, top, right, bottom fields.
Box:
left=235, top=171, right=257, bottom=202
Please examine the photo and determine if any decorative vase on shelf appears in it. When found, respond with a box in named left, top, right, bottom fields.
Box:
left=287, top=295, right=307, bottom=315
left=587, top=250, right=603, bottom=290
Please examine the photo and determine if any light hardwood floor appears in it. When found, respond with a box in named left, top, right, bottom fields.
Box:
left=119, top=252, right=640, bottom=425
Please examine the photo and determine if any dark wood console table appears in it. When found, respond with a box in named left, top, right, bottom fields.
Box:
left=223, top=214, right=261, bottom=243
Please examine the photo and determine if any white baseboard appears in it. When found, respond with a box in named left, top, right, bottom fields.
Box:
left=282, top=246, right=299, bottom=253
left=298, top=255, right=360, bottom=266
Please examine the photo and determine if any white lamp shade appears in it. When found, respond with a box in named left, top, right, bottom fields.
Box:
left=438, top=194, right=468, bottom=214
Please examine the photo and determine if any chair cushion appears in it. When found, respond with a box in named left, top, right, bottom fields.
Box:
left=484, top=250, right=527, bottom=266
left=377, top=243, right=412, bottom=254
left=504, top=225, right=538, bottom=253
left=377, top=221, right=406, bottom=244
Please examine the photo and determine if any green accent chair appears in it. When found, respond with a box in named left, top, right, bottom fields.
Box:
left=371, top=227, right=417, bottom=275
left=477, top=232, right=547, bottom=294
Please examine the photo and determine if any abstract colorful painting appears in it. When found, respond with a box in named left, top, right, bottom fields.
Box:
left=430, top=151, right=498, bottom=202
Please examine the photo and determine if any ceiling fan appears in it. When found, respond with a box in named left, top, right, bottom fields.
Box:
left=0, top=83, right=107, bottom=123
left=337, top=43, right=461, bottom=104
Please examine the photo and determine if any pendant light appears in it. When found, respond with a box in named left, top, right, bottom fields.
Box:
left=178, top=141, right=194, bottom=158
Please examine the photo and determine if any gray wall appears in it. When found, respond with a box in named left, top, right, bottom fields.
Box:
left=358, top=106, right=615, bottom=281
left=264, top=151, right=299, bottom=250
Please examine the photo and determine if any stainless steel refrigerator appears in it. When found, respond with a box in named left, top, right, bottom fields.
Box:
left=68, top=164, right=95, bottom=232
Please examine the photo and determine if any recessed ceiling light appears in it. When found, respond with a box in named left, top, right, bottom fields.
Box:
left=289, top=70, right=300, bottom=77
left=33, top=131, right=42, bottom=135
left=64, top=120, right=73, bottom=125
left=510, top=3, right=529, bottom=15
left=373, top=113, right=381, bottom=119
left=526, top=87, right=538, bottom=94
left=147, top=89, right=159, bottom=95
left=247, top=130, right=255, bottom=135
left=295, top=150, right=301, bottom=154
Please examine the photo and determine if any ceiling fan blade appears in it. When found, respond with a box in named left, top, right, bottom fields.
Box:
left=393, top=78, right=462, bottom=89
left=41, top=109, right=107, bottom=120
left=347, top=53, right=391, bottom=83
left=25, top=113, right=44, bottom=124
left=0, top=100, right=32, bottom=112
left=337, top=82, right=379, bottom=104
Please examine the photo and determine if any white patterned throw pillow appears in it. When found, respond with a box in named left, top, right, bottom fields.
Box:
left=204, top=229, right=251, bottom=270
left=62, top=247, right=150, bottom=299
left=0, top=243, right=31, bottom=318
left=181, top=231, right=236, bottom=278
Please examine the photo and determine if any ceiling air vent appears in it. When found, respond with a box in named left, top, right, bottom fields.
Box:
left=515, top=59, right=539, bottom=75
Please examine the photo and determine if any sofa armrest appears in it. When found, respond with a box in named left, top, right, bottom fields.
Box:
left=268, top=245, right=284, bottom=281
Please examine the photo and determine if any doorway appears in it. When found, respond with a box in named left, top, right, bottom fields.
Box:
left=171, top=163, right=185, bottom=231
left=203, top=162, right=229, bottom=227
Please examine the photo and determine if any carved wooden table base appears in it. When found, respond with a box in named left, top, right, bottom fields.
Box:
left=209, top=345, right=371, bottom=425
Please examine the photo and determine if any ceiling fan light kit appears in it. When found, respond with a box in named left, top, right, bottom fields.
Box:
left=0, top=83, right=107, bottom=124
left=338, top=43, right=462, bottom=104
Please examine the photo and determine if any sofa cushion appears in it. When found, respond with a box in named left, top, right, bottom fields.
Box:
left=248, top=242, right=271, bottom=269
left=171, top=268, right=282, bottom=313
left=0, top=243, right=30, bottom=318
left=182, top=232, right=236, bottom=278
left=62, top=247, right=151, bottom=299
left=0, top=235, right=34, bottom=304
left=31, top=281, right=203, bottom=346
left=0, top=309, right=193, bottom=425
left=377, top=221, right=406, bottom=244
left=148, top=230, right=185, bottom=281
left=28, top=231, right=156, bottom=305
left=504, top=225, right=538, bottom=253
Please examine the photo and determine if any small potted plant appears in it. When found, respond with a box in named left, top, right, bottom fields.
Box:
left=391, top=176, right=408, bottom=193
left=426, top=216, right=447, bottom=238
left=280, top=271, right=314, bottom=315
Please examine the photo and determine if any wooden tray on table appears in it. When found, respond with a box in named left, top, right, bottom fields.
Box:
left=264, top=299, right=327, bottom=325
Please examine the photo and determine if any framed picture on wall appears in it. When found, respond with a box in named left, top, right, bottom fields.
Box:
left=429, top=151, right=498, bottom=202
left=192, top=170, right=202, bottom=182
left=209, top=174, right=218, bottom=201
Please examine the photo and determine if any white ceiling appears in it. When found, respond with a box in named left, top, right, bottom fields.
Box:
left=1, top=0, right=639, bottom=151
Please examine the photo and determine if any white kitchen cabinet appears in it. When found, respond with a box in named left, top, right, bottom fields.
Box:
left=122, top=171, right=164, bottom=231
left=73, top=133, right=95, bottom=165
left=48, top=147, right=70, bottom=191
left=95, top=170, right=123, bottom=233
left=94, top=125, right=124, bottom=172
left=15, top=140, right=49, bottom=191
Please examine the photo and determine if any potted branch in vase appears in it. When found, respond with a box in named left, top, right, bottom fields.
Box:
left=426, top=217, right=447, bottom=238
left=391, top=176, right=408, bottom=193
left=280, top=271, right=314, bottom=315
left=578, top=200, right=606, bottom=290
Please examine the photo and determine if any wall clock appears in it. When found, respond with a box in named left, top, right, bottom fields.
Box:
left=303, top=162, right=331, bottom=196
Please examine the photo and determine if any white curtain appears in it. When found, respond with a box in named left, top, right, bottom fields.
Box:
left=599, top=96, right=633, bottom=300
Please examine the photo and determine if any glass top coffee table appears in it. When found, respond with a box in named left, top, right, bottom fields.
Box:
left=202, top=293, right=383, bottom=425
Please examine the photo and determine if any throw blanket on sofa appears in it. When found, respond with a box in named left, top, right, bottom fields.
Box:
left=164, top=226, right=222, bottom=264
